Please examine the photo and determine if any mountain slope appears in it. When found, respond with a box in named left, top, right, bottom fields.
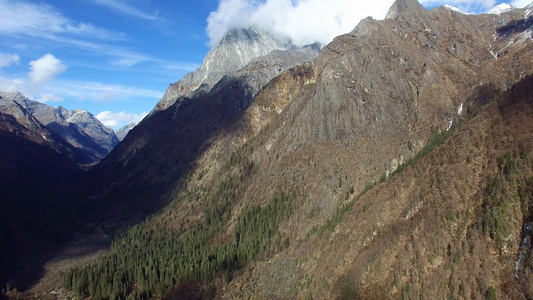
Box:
left=0, top=109, right=86, bottom=289
left=221, top=74, right=533, bottom=299
left=12, top=0, right=533, bottom=298
left=53, top=0, right=533, bottom=299
left=0, top=92, right=119, bottom=164
left=85, top=27, right=320, bottom=220
left=0, top=111, right=84, bottom=184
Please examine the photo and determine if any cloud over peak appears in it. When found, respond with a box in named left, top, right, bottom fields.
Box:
left=206, top=0, right=394, bottom=47
left=96, top=110, right=147, bottom=129
left=207, top=0, right=529, bottom=48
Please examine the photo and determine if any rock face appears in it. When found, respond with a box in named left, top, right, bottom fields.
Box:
left=0, top=92, right=119, bottom=164
left=155, top=27, right=320, bottom=111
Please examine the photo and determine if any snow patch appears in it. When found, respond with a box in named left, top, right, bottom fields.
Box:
left=447, top=120, right=453, bottom=131
left=443, top=4, right=470, bottom=15
left=457, top=103, right=464, bottom=115
left=488, top=3, right=514, bottom=15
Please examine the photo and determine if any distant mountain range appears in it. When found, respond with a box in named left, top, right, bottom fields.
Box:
left=0, top=91, right=118, bottom=165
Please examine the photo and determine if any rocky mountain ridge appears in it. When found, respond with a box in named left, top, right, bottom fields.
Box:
left=0, top=91, right=119, bottom=164
left=155, top=27, right=320, bottom=111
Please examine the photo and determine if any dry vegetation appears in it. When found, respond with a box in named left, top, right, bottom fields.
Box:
left=222, top=76, right=533, bottom=299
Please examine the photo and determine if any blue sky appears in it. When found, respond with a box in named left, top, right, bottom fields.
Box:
left=0, top=0, right=527, bottom=129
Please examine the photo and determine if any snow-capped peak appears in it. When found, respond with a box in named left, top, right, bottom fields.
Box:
left=443, top=4, right=470, bottom=14
left=488, top=3, right=514, bottom=15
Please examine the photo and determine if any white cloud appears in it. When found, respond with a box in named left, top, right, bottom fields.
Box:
left=420, top=0, right=497, bottom=13
left=207, top=0, right=521, bottom=47
left=0, top=75, right=24, bottom=92
left=93, top=0, right=160, bottom=21
left=96, top=110, right=147, bottom=128
left=0, top=53, right=20, bottom=68
left=207, top=0, right=394, bottom=47
left=110, top=54, right=152, bottom=68
left=0, top=0, right=124, bottom=40
left=36, top=93, right=63, bottom=103
left=510, top=0, right=532, bottom=8
left=29, top=54, right=66, bottom=85
left=37, top=80, right=163, bottom=104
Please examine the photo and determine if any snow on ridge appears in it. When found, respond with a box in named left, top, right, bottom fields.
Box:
left=488, top=3, right=514, bottom=15
left=443, top=4, right=470, bottom=15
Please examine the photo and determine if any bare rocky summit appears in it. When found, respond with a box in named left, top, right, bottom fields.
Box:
left=155, top=27, right=320, bottom=111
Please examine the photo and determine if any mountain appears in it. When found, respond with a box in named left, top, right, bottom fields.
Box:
left=156, top=27, right=320, bottom=111
left=8, top=0, right=533, bottom=298
left=0, top=105, right=87, bottom=290
left=0, top=106, right=84, bottom=186
left=115, top=121, right=137, bottom=141
left=488, top=3, right=515, bottom=15
left=80, top=26, right=320, bottom=220
left=0, top=92, right=119, bottom=164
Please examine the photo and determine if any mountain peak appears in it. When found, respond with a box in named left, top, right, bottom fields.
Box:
left=488, top=3, right=514, bottom=15
left=0, top=91, right=27, bottom=102
left=156, top=26, right=305, bottom=111
left=385, top=0, right=427, bottom=19
left=219, top=27, right=272, bottom=46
